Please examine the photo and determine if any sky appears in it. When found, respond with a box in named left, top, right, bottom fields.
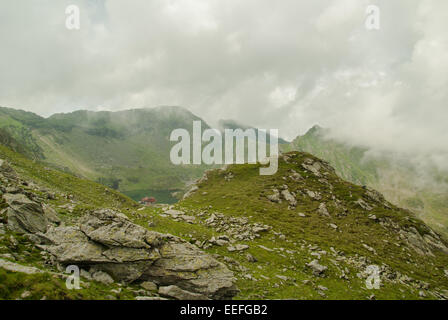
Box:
left=0, top=0, right=447, bottom=169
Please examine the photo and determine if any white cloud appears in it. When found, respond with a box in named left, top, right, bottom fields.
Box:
left=0, top=0, right=447, bottom=170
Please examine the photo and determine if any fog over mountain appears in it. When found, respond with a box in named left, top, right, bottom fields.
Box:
left=1, top=1, right=447, bottom=170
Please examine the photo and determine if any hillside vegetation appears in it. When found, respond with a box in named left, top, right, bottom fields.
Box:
left=283, top=125, right=448, bottom=237
left=1, top=143, right=448, bottom=299
left=0, top=106, right=211, bottom=202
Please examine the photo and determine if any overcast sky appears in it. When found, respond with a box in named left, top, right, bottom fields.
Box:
left=0, top=0, right=447, bottom=167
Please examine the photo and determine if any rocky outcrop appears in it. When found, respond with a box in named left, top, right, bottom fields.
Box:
left=3, top=193, right=48, bottom=234
left=0, top=159, right=237, bottom=299
left=159, top=285, right=208, bottom=300
left=34, top=209, right=237, bottom=299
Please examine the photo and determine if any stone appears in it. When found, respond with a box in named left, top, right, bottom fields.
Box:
left=3, top=193, right=48, bottom=234
left=258, top=245, right=274, bottom=252
left=135, top=296, right=168, bottom=300
left=307, top=260, right=327, bottom=276
left=317, top=285, right=328, bottom=291
left=281, top=189, right=297, bottom=207
left=140, top=281, right=158, bottom=292
left=355, top=198, right=373, bottom=211
left=275, top=275, right=288, bottom=281
left=24, top=208, right=237, bottom=299
left=159, top=285, right=208, bottom=300
left=91, top=270, right=114, bottom=285
left=318, top=203, right=330, bottom=217
left=42, top=204, right=61, bottom=225
left=246, top=253, right=257, bottom=263
left=267, top=189, right=281, bottom=203
left=0, top=258, right=43, bottom=274
left=301, top=159, right=322, bottom=177
left=182, top=186, right=198, bottom=200
left=235, top=244, right=249, bottom=251
left=80, top=269, right=92, bottom=280
left=329, top=223, right=338, bottom=230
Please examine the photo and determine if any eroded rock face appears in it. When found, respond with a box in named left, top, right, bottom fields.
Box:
left=3, top=193, right=48, bottom=234
left=399, top=227, right=448, bottom=257
left=36, top=209, right=238, bottom=299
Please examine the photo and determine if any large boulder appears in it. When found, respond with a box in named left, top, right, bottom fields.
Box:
left=37, top=209, right=238, bottom=299
left=3, top=193, right=48, bottom=234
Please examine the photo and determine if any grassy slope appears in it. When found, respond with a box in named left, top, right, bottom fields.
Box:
left=283, top=126, right=448, bottom=237
left=0, top=107, right=210, bottom=200
left=174, top=152, right=448, bottom=299
left=1, top=144, right=448, bottom=299
left=0, top=144, right=144, bottom=299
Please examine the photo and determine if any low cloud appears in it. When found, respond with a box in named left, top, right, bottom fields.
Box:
left=0, top=0, right=447, bottom=170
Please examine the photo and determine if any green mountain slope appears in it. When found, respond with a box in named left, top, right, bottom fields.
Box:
left=0, top=107, right=286, bottom=204
left=0, top=106, right=211, bottom=203
left=0, top=144, right=238, bottom=300
left=173, top=152, right=448, bottom=299
left=1, top=143, right=448, bottom=300
left=283, top=126, right=448, bottom=236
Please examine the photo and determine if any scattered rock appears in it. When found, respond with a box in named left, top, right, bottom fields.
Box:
left=307, top=260, right=328, bottom=276
left=3, top=193, right=48, bottom=234
left=91, top=270, right=114, bottom=285
left=159, top=285, right=208, bottom=300
left=140, top=281, right=158, bottom=292
left=318, top=203, right=330, bottom=217
left=246, top=253, right=257, bottom=263
left=35, top=209, right=238, bottom=299
left=0, top=258, right=43, bottom=274
left=267, top=189, right=281, bottom=203
left=281, top=189, right=297, bottom=207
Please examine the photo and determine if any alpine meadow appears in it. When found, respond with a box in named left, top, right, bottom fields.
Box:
left=0, top=0, right=448, bottom=310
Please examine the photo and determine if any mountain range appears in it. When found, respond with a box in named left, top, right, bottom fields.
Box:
left=1, top=141, right=448, bottom=300
left=0, top=105, right=447, bottom=237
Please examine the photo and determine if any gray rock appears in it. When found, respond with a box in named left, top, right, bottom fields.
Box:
left=281, top=189, right=297, bottom=207
left=0, top=258, right=43, bottom=274
left=267, top=189, right=281, bottom=203
left=91, top=270, right=114, bottom=285
left=307, top=259, right=328, bottom=276
left=182, top=186, right=199, bottom=200
left=3, top=193, right=48, bottom=234
left=42, top=204, right=61, bottom=225
left=246, top=253, right=257, bottom=263
left=355, top=198, right=373, bottom=211
left=140, top=281, right=158, bottom=292
left=80, top=269, right=92, bottom=280
left=317, top=203, right=330, bottom=217
left=301, top=159, right=322, bottom=177
left=39, top=209, right=237, bottom=299
left=135, top=296, right=167, bottom=300
left=159, top=285, right=209, bottom=300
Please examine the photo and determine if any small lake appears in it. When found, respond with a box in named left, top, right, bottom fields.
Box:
left=123, top=189, right=180, bottom=204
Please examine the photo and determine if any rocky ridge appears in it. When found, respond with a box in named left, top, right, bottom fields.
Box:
left=0, top=158, right=237, bottom=300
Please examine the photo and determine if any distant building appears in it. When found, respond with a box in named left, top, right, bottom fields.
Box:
left=140, top=196, right=156, bottom=206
